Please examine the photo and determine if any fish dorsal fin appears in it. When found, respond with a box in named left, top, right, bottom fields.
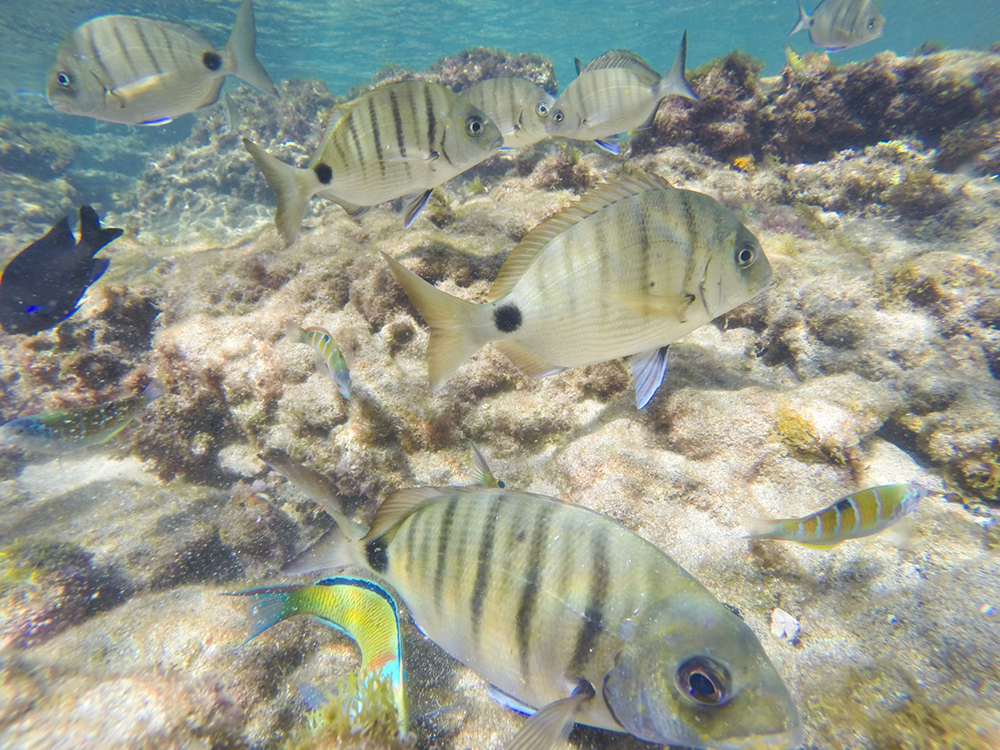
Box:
left=579, top=49, right=660, bottom=80
left=487, top=172, right=673, bottom=301
left=365, top=487, right=448, bottom=541
left=574, top=56, right=584, bottom=76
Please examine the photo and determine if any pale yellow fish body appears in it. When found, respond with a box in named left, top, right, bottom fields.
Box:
left=242, top=80, right=503, bottom=245
left=289, top=487, right=802, bottom=749
left=789, top=0, right=885, bottom=52
left=462, top=77, right=555, bottom=149
left=46, top=0, right=275, bottom=126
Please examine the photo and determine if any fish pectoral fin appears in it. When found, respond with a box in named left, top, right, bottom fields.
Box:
left=594, top=136, right=621, bottom=154
left=631, top=346, right=669, bottom=409
left=505, top=680, right=595, bottom=750
left=606, top=289, right=695, bottom=319
left=493, top=340, right=564, bottom=379
left=403, top=190, right=434, bottom=227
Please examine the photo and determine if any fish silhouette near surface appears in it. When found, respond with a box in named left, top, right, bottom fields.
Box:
left=789, top=0, right=885, bottom=52
left=0, top=206, right=122, bottom=335
left=386, top=172, right=772, bottom=408
left=46, top=0, right=276, bottom=126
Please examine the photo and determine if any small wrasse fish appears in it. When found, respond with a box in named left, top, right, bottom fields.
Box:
left=461, top=77, right=555, bottom=149
left=545, top=34, right=697, bottom=154
left=789, top=0, right=885, bottom=52
left=46, top=0, right=276, bottom=126
left=226, top=575, right=407, bottom=734
left=385, top=171, right=772, bottom=408
left=744, top=483, right=928, bottom=548
left=0, top=380, right=166, bottom=455
left=281, top=485, right=803, bottom=750
left=288, top=323, right=351, bottom=398
left=0, top=206, right=122, bottom=336
left=242, top=80, right=503, bottom=245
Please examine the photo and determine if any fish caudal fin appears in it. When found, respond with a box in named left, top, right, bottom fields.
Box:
left=141, top=379, right=167, bottom=404
left=243, top=138, right=315, bottom=246
left=78, top=205, right=124, bottom=256
left=660, top=31, right=698, bottom=101
left=283, top=524, right=353, bottom=576
left=789, top=1, right=811, bottom=36
left=222, top=584, right=300, bottom=641
left=224, top=0, right=277, bottom=96
left=383, top=253, right=483, bottom=390
left=742, top=515, right=781, bottom=540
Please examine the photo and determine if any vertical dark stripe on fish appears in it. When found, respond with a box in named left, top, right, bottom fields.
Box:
left=347, top=113, right=365, bottom=175
left=424, top=84, right=437, bottom=150
left=515, top=502, right=551, bottom=682
left=637, top=200, right=652, bottom=289
left=568, top=530, right=610, bottom=675
left=134, top=21, right=163, bottom=77
left=470, top=493, right=504, bottom=639
left=404, top=512, right=419, bottom=575
left=112, top=24, right=140, bottom=78
left=368, top=97, right=386, bottom=177
left=390, top=90, right=407, bottom=158
left=594, top=219, right=609, bottom=316
left=86, top=24, right=117, bottom=90
left=160, top=25, right=182, bottom=74
left=433, top=495, right=460, bottom=611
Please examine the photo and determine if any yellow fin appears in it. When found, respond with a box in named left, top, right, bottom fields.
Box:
left=243, top=138, right=315, bottom=246
left=487, top=172, right=673, bottom=301
left=493, top=340, right=564, bottom=379
left=605, top=289, right=696, bottom=319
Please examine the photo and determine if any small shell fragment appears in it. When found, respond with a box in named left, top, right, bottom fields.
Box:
left=771, top=607, right=800, bottom=643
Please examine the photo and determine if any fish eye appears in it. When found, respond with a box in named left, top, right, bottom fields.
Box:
left=57, top=71, right=72, bottom=87
left=677, top=657, right=729, bottom=706
left=736, top=242, right=756, bottom=268
left=466, top=116, right=485, bottom=137
left=552, top=110, right=564, bottom=123
left=536, top=102, right=549, bottom=117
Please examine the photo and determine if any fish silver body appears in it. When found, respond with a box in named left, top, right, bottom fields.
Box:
left=286, top=486, right=803, bottom=749
left=789, top=0, right=885, bottom=52
left=461, top=77, right=555, bottom=149
left=385, top=171, right=772, bottom=407
left=46, top=0, right=276, bottom=126
left=242, top=80, right=503, bottom=245
left=545, top=34, right=697, bottom=153
left=744, top=483, right=928, bottom=548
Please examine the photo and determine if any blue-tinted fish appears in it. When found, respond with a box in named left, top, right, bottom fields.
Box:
left=744, top=483, right=928, bottom=548
left=288, top=323, right=351, bottom=398
left=0, top=206, right=122, bottom=335
left=789, top=0, right=885, bottom=52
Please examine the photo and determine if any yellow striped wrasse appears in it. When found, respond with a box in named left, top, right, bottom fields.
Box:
left=789, top=0, right=885, bottom=52
left=242, top=80, right=503, bottom=245
left=744, top=483, right=928, bottom=548
left=385, top=171, right=772, bottom=408
left=282, top=486, right=803, bottom=750
left=545, top=34, right=697, bottom=154
left=288, top=323, right=351, bottom=398
left=0, top=380, right=165, bottom=455
left=226, top=575, right=407, bottom=734
left=461, top=77, right=555, bottom=149
left=46, top=0, right=276, bottom=126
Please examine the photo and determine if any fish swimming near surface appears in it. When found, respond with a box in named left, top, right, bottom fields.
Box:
left=46, top=0, right=276, bottom=126
left=545, top=34, right=697, bottom=154
left=226, top=575, right=408, bottom=733
left=280, top=485, right=803, bottom=750
left=288, top=323, right=351, bottom=398
left=461, top=77, right=555, bottom=149
left=789, top=0, right=885, bottom=52
left=0, top=380, right=166, bottom=455
left=242, top=80, right=503, bottom=245
left=0, top=206, right=122, bottom=335
left=744, top=483, right=928, bottom=548
left=385, top=171, right=772, bottom=408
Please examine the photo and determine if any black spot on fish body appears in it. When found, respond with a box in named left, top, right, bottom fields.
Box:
left=202, top=51, right=223, bottom=71
left=493, top=304, right=522, bottom=333
left=314, top=162, right=333, bottom=184
left=835, top=499, right=852, bottom=512
left=365, top=538, right=389, bottom=573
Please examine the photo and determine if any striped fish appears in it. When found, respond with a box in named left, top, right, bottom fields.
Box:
left=461, top=77, right=555, bottom=149
left=545, top=34, right=697, bottom=154
left=744, top=484, right=928, bottom=548
left=226, top=575, right=407, bottom=733
left=385, top=171, right=772, bottom=408
left=281, top=486, right=802, bottom=750
left=242, top=80, right=503, bottom=245
left=789, top=0, right=885, bottom=52
left=0, top=380, right=165, bottom=455
left=288, top=323, right=351, bottom=398
left=46, top=0, right=276, bottom=126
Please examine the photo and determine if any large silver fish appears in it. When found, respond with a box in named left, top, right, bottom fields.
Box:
left=545, top=34, right=697, bottom=154
left=789, top=0, right=885, bottom=52
left=282, top=485, right=803, bottom=750
left=46, top=0, right=276, bottom=126
left=243, top=80, right=503, bottom=246
left=461, top=77, right=555, bottom=149
left=385, top=172, right=772, bottom=408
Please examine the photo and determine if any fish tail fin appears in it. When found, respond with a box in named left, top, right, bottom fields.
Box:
left=285, top=320, right=306, bottom=343
left=661, top=31, right=698, bottom=101
left=141, top=379, right=167, bottom=404
left=789, top=1, right=810, bottom=36
left=224, top=0, right=277, bottom=96
left=223, top=584, right=303, bottom=641
left=282, top=525, right=355, bottom=576
left=243, top=138, right=315, bottom=246
left=743, top=515, right=781, bottom=540
left=382, top=253, right=483, bottom=390
left=78, top=205, right=124, bottom=254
